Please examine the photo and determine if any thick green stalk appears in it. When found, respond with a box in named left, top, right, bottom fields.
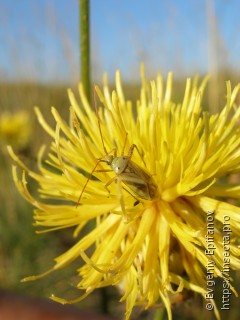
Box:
left=80, top=0, right=91, bottom=102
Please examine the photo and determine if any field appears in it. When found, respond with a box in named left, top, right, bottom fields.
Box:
left=1, top=75, right=240, bottom=319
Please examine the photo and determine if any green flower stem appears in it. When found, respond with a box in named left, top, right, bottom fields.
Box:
left=80, top=0, right=91, bottom=103
left=153, top=308, right=166, bottom=320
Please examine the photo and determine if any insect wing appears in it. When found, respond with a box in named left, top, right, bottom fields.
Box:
left=121, top=161, right=158, bottom=200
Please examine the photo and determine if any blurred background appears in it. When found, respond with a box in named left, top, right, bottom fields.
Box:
left=1, top=0, right=240, bottom=319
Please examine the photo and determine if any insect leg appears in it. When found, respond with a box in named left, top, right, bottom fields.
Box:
left=120, top=133, right=128, bottom=156
left=128, top=144, right=146, bottom=167
left=98, top=147, right=117, bottom=159
left=122, top=185, right=140, bottom=204
left=116, top=177, right=129, bottom=223
left=134, top=200, right=140, bottom=206
left=105, top=176, right=129, bottom=223
left=104, top=176, right=116, bottom=197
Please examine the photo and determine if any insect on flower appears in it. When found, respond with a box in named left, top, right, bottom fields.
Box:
left=76, top=88, right=159, bottom=222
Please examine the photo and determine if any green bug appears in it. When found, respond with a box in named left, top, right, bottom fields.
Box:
left=76, top=91, right=159, bottom=221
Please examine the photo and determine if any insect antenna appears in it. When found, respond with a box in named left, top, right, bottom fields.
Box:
left=121, top=133, right=128, bottom=156
left=76, top=88, right=110, bottom=208
left=94, top=87, right=108, bottom=155
left=76, top=158, right=102, bottom=208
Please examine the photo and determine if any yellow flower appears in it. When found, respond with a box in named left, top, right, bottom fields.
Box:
left=8, top=68, right=240, bottom=320
left=0, top=111, right=31, bottom=150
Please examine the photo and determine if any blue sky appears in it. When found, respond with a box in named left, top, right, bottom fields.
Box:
left=1, top=0, right=240, bottom=83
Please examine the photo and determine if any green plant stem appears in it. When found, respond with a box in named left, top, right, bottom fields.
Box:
left=153, top=308, right=166, bottom=320
left=80, top=0, right=91, bottom=103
